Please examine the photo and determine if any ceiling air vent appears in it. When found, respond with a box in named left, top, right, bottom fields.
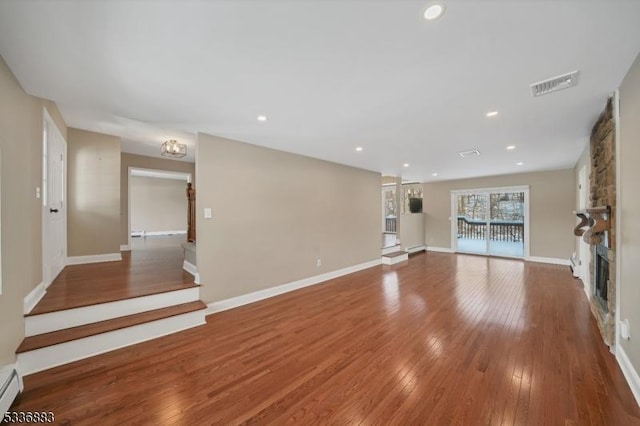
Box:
left=530, top=70, right=579, bottom=97
left=458, top=149, right=481, bottom=158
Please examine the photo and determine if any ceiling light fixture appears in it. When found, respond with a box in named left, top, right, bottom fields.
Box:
left=516, top=162, right=524, bottom=166
left=355, top=146, right=363, bottom=152
left=506, top=145, right=516, bottom=150
left=486, top=111, right=499, bottom=118
left=257, top=115, right=268, bottom=122
left=403, top=163, right=410, bottom=168
left=432, top=172, right=439, bottom=177
left=424, top=3, right=445, bottom=20
left=161, top=139, right=187, bottom=158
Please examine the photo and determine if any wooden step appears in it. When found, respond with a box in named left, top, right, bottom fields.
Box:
left=382, top=251, right=409, bottom=265
left=383, top=251, right=408, bottom=258
left=17, top=301, right=206, bottom=353
left=25, top=286, right=201, bottom=337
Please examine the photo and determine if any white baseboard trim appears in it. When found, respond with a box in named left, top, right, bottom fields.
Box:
left=23, top=282, right=46, bottom=315
left=183, top=260, right=200, bottom=285
left=616, top=345, right=640, bottom=407
left=18, top=310, right=205, bottom=376
left=382, top=253, right=409, bottom=265
left=144, top=230, right=187, bottom=236
left=0, top=365, right=22, bottom=414
left=66, top=253, right=122, bottom=265
left=120, top=244, right=131, bottom=251
left=25, top=287, right=200, bottom=336
left=426, top=246, right=454, bottom=253
left=405, top=245, right=426, bottom=254
left=206, top=258, right=382, bottom=315
left=526, top=256, right=571, bottom=266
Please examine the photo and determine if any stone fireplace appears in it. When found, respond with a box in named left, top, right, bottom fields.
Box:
left=575, top=97, right=616, bottom=347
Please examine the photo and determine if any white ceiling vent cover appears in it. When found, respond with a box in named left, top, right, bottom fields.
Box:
left=458, top=149, right=481, bottom=158
left=530, top=71, right=579, bottom=97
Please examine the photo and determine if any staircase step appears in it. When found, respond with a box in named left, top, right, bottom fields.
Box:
left=25, top=286, right=200, bottom=337
left=17, top=301, right=206, bottom=353
left=383, top=251, right=408, bottom=258
left=17, top=303, right=206, bottom=376
left=382, top=251, right=409, bottom=265
left=381, top=244, right=402, bottom=255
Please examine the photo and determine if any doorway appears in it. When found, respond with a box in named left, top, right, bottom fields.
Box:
left=42, top=110, right=67, bottom=287
left=452, top=186, right=529, bottom=258
left=127, top=168, right=192, bottom=250
left=382, top=184, right=397, bottom=248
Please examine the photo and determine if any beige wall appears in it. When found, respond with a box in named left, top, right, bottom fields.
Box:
left=130, top=176, right=187, bottom=233
left=67, top=128, right=121, bottom=256
left=400, top=213, right=425, bottom=250
left=0, top=55, right=66, bottom=365
left=196, top=133, right=381, bottom=303
left=618, top=53, right=640, bottom=372
left=422, top=169, right=576, bottom=259
left=121, top=153, right=195, bottom=245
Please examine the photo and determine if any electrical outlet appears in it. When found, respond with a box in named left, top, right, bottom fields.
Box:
left=316, top=259, right=321, bottom=267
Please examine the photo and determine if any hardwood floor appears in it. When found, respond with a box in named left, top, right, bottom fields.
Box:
left=30, top=236, right=195, bottom=315
left=11, top=253, right=640, bottom=425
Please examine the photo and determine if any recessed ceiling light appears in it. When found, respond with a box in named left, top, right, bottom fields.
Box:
left=432, top=172, right=439, bottom=177
left=506, top=145, right=516, bottom=150
left=424, top=3, right=445, bottom=20
left=486, top=111, right=499, bottom=118
left=403, top=163, right=410, bottom=168
left=516, top=162, right=524, bottom=166
left=355, top=146, right=363, bottom=152
left=257, top=115, right=268, bottom=122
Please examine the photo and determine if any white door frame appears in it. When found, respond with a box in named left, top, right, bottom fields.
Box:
left=450, top=185, right=530, bottom=259
left=577, top=164, right=590, bottom=295
left=42, top=109, right=67, bottom=288
left=127, top=167, right=192, bottom=249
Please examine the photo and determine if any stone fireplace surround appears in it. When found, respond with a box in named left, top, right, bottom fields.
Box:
left=581, top=97, right=616, bottom=347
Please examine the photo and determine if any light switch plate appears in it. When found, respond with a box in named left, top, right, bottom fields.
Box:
left=204, top=208, right=212, bottom=219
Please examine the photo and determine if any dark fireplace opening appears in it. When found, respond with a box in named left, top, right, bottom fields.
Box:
left=594, top=244, right=609, bottom=312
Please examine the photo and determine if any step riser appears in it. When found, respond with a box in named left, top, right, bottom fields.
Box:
left=18, top=310, right=206, bottom=376
left=382, top=254, right=409, bottom=265
left=26, top=287, right=200, bottom=337
left=381, top=245, right=401, bottom=255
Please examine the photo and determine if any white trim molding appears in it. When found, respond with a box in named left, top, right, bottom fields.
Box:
left=66, top=253, right=122, bottom=265
left=405, top=245, right=426, bottom=254
left=426, top=246, right=454, bottom=253
left=143, top=230, right=187, bottom=236
left=0, top=365, right=22, bottom=414
left=120, top=244, right=131, bottom=251
left=206, top=258, right=382, bottom=315
left=23, top=282, right=46, bottom=315
left=182, top=260, right=200, bottom=285
left=616, top=345, right=640, bottom=407
left=525, top=256, right=571, bottom=266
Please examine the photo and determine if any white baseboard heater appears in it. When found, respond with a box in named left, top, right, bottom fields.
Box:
left=0, top=369, right=20, bottom=414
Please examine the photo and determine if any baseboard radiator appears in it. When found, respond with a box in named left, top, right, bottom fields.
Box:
left=0, top=369, right=20, bottom=414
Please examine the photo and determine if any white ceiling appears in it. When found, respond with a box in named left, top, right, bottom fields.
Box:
left=1, top=1, right=639, bottom=181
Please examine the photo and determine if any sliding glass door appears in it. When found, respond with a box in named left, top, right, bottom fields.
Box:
left=454, top=188, right=527, bottom=258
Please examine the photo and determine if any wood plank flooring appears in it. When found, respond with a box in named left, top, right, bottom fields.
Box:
left=30, top=236, right=195, bottom=315
left=11, top=253, right=640, bottom=425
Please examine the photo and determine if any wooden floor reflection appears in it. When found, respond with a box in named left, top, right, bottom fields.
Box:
left=14, top=252, right=640, bottom=425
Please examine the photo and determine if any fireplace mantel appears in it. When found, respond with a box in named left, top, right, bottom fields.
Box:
left=574, top=206, right=611, bottom=246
